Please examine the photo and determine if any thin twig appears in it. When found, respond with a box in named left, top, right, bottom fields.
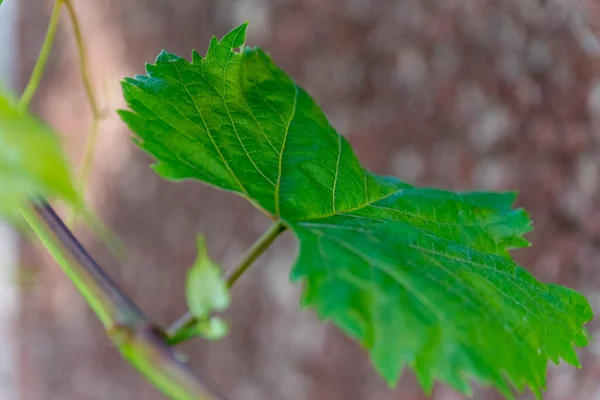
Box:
left=167, top=221, right=287, bottom=341
left=62, top=0, right=106, bottom=226
left=17, top=0, right=63, bottom=111
left=62, top=0, right=101, bottom=118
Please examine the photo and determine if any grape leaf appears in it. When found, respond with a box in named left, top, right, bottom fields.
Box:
left=0, top=89, right=77, bottom=213
left=119, top=23, right=593, bottom=398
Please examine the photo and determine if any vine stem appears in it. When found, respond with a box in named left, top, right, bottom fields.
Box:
left=167, top=220, right=287, bottom=341
left=21, top=202, right=143, bottom=326
left=19, top=203, right=116, bottom=325
left=17, top=0, right=63, bottom=111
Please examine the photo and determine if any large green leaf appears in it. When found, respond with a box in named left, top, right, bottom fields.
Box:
left=119, top=23, right=592, bottom=398
left=0, top=89, right=76, bottom=213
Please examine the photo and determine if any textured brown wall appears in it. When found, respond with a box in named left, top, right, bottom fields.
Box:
left=17, top=0, right=600, bottom=399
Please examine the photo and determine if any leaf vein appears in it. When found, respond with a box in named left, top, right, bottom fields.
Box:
left=221, top=54, right=276, bottom=187
left=332, top=134, right=342, bottom=213
left=241, top=95, right=279, bottom=153
left=275, top=84, right=299, bottom=216
left=172, top=62, right=249, bottom=196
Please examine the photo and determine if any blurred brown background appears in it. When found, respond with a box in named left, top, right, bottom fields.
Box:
left=14, top=0, right=600, bottom=399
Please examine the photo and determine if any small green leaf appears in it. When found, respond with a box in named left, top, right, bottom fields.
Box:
left=120, top=23, right=593, bottom=398
left=0, top=89, right=77, bottom=213
left=186, top=236, right=230, bottom=318
left=182, top=237, right=231, bottom=342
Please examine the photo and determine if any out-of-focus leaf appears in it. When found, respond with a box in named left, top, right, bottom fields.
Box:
left=0, top=89, right=76, bottom=213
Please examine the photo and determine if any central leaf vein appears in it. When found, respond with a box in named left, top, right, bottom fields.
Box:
left=332, top=134, right=342, bottom=212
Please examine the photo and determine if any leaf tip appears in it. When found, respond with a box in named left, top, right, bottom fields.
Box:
left=155, top=50, right=181, bottom=64
left=219, top=22, right=248, bottom=50
left=195, top=234, right=208, bottom=256
left=119, top=76, right=146, bottom=97
left=191, top=49, right=202, bottom=63
left=206, top=35, right=219, bottom=57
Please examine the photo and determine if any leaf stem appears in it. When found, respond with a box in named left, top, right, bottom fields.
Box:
left=226, top=220, right=287, bottom=288
left=167, top=220, right=287, bottom=341
left=17, top=0, right=63, bottom=111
